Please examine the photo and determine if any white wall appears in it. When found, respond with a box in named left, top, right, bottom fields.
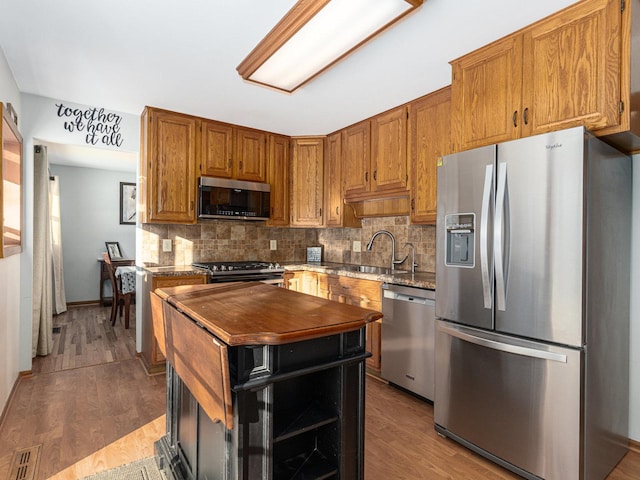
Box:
left=49, top=164, right=135, bottom=303
left=630, top=154, right=640, bottom=441
left=0, top=47, right=22, bottom=415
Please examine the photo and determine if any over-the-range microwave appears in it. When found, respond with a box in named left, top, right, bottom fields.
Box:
left=198, top=176, right=270, bottom=220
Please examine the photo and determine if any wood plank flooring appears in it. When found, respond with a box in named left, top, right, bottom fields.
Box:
left=0, top=304, right=638, bottom=479
left=32, top=304, right=137, bottom=374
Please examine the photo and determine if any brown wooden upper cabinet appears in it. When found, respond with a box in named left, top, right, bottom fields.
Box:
left=325, top=132, right=361, bottom=228
left=200, top=120, right=267, bottom=183
left=409, top=87, right=451, bottom=225
left=234, top=127, right=267, bottom=182
left=266, top=134, right=290, bottom=227
left=200, top=119, right=234, bottom=178
left=451, top=0, right=624, bottom=152
left=290, top=137, right=324, bottom=227
left=342, top=106, right=408, bottom=200
left=140, top=107, right=198, bottom=224
left=370, top=106, right=408, bottom=194
left=342, top=119, right=370, bottom=197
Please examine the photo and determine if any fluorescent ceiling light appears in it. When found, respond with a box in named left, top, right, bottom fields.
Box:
left=237, top=0, right=423, bottom=93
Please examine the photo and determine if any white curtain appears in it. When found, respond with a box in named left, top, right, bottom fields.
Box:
left=50, top=175, right=67, bottom=314
left=32, top=145, right=53, bottom=357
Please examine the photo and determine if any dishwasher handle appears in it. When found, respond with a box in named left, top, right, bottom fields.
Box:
left=382, top=284, right=435, bottom=303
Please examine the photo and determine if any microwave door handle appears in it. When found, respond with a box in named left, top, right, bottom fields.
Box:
left=480, top=164, right=493, bottom=309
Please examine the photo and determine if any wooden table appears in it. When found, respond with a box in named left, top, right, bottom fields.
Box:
left=152, top=282, right=382, bottom=480
left=98, top=258, right=134, bottom=306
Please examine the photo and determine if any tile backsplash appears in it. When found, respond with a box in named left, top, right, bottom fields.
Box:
left=141, top=216, right=436, bottom=273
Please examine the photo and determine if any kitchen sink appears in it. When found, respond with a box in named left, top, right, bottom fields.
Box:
left=342, top=265, right=409, bottom=275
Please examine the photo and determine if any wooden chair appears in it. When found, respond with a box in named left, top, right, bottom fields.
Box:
left=102, top=252, right=135, bottom=328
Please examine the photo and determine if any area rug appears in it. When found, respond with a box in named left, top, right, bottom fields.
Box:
left=80, top=457, right=165, bottom=480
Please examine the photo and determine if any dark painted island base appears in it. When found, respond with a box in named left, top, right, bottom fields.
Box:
left=155, top=330, right=369, bottom=480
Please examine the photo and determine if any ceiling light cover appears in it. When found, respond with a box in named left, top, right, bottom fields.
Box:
left=237, top=0, right=423, bottom=93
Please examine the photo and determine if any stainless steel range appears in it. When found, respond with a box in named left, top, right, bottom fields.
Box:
left=192, top=261, right=285, bottom=285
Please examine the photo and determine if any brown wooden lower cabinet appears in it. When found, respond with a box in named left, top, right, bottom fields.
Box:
left=285, top=270, right=383, bottom=373
left=140, top=273, right=207, bottom=374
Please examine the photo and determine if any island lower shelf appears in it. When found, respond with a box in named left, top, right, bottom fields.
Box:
left=151, top=282, right=381, bottom=480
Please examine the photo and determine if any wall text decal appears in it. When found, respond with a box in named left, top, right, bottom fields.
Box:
left=55, top=103, right=124, bottom=147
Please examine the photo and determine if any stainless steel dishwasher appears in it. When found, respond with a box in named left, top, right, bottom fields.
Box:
left=381, top=283, right=435, bottom=401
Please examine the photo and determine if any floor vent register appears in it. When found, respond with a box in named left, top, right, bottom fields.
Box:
left=9, top=445, right=41, bottom=480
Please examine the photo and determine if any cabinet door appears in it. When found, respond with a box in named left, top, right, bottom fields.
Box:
left=409, top=87, right=451, bottom=225
left=451, top=35, right=523, bottom=151
left=144, top=108, right=197, bottom=223
left=266, top=134, right=290, bottom=226
left=235, top=127, right=267, bottom=182
left=521, top=0, right=621, bottom=137
left=342, top=120, right=370, bottom=197
left=200, top=120, right=234, bottom=178
left=144, top=274, right=206, bottom=371
left=301, top=271, right=319, bottom=296
left=291, top=137, right=324, bottom=227
left=325, top=132, right=342, bottom=227
left=317, top=273, right=329, bottom=299
left=366, top=321, right=382, bottom=372
left=370, top=106, right=408, bottom=193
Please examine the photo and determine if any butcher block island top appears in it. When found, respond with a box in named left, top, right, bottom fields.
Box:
left=154, top=281, right=383, bottom=346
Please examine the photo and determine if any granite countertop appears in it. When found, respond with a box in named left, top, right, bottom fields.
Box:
left=144, top=262, right=436, bottom=290
left=283, top=262, right=436, bottom=290
left=144, top=265, right=209, bottom=276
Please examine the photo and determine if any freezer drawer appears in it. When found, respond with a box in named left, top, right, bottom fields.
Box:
left=435, top=320, right=582, bottom=480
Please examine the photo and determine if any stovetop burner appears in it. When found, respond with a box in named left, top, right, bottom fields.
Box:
left=192, top=261, right=283, bottom=274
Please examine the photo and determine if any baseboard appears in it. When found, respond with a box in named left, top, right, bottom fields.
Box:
left=0, top=372, right=26, bottom=432
left=138, top=354, right=166, bottom=376
left=629, top=438, right=640, bottom=455
left=66, top=300, right=101, bottom=307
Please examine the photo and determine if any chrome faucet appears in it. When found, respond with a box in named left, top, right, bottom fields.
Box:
left=366, top=230, right=407, bottom=270
left=404, top=242, right=418, bottom=273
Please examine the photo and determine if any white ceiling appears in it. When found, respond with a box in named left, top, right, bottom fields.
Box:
left=1, top=0, right=576, bottom=167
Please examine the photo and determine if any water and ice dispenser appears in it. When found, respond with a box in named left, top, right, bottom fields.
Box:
left=445, top=213, right=475, bottom=267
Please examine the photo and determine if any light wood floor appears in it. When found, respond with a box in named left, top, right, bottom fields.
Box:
left=0, top=304, right=638, bottom=479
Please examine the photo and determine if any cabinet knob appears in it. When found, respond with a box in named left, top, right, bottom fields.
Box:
left=336, top=206, right=339, bottom=215
left=523, top=108, right=529, bottom=125
left=512, top=110, right=518, bottom=128
left=373, top=170, right=377, bottom=181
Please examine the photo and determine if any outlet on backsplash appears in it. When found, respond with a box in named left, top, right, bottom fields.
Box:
left=353, top=241, right=361, bottom=252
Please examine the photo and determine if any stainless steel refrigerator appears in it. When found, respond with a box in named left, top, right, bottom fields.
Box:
left=434, top=127, right=631, bottom=480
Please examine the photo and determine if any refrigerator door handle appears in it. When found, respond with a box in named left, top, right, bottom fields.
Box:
left=494, top=162, right=508, bottom=311
left=437, top=323, right=568, bottom=363
left=480, top=164, right=493, bottom=309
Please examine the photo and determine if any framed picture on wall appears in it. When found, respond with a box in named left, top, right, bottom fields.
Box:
left=119, top=182, right=136, bottom=225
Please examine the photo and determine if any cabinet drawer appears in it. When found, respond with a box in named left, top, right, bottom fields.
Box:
left=327, top=276, right=382, bottom=310
left=153, top=275, right=207, bottom=289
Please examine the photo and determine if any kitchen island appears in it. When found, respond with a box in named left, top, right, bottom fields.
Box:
left=151, top=281, right=383, bottom=480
